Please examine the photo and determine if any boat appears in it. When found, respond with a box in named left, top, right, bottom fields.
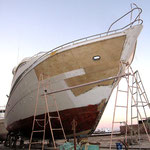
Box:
left=0, top=107, right=7, bottom=142
left=5, top=6, right=143, bottom=139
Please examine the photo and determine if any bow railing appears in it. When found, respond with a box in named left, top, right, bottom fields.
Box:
left=31, top=5, right=143, bottom=64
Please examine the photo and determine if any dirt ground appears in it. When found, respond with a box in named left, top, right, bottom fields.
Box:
left=88, top=134, right=150, bottom=149
left=0, top=134, right=150, bottom=149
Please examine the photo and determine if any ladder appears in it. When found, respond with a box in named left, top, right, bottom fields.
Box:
left=110, top=68, right=130, bottom=149
left=130, top=69, right=150, bottom=144
left=29, top=74, right=67, bottom=150
left=110, top=65, right=150, bottom=149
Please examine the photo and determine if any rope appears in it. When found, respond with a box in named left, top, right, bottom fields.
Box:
left=36, top=119, right=49, bottom=128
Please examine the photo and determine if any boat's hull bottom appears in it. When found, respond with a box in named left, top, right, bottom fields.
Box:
left=7, top=100, right=107, bottom=139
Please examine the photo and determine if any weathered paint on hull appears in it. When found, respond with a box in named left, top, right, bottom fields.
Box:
left=7, top=102, right=106, bottom=138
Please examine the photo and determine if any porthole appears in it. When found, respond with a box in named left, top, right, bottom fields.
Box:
left=93, top=55, right=101, bottom=61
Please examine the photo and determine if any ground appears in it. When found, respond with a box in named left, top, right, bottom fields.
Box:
left=0, top=134, right=150, bottom=149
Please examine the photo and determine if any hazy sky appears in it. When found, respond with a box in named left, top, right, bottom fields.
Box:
left=0, top=0, right=150, bottom=129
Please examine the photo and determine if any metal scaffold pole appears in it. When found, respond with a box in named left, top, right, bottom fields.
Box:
left=110, top=63, right=150, bottom=149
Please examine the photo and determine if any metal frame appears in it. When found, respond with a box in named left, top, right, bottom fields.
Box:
left=109, top=65, right=150, bottom=149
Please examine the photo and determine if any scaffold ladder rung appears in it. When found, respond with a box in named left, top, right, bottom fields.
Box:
left=131, top=104, right=137, bottom=107
left=52, top=128, right=63, bottom=131
left=50, top=116, right=59, bottom=119
left=129, top=86, right=137, bottom=88
left=33, top=130, right=44, bottom=133
left=116, top=105, right=127, bottom=108
left=140, top=92, right=145, bottom=95
left=133, top=80, right=141, bottom=84
left=36, top=119, right=45, bottom=121
left=131, top=116, right=138, bottom=119
left=30, top=141, right=42, bottom=144
left=133, top=92, right=137, bottom=95
left=118, top=90, right=127, bottom=93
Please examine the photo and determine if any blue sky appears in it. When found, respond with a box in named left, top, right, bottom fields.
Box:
left=0, top=0, right=150, bottom=128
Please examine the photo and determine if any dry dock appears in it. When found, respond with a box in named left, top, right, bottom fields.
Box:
left=0, top=133, right=150, bottom=149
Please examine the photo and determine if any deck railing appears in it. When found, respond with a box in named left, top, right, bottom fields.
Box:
left=31, top=5, right=143, bottom=64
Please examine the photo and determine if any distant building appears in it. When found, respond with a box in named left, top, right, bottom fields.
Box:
left=120, top=118, right=150, bottom=134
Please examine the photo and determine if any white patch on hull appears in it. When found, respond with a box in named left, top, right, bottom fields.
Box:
left=5, top=68, right=113, bottom=126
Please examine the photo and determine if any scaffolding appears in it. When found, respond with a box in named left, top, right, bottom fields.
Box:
left=28, top=64, right=150, bottom=150
left=110, top=65, right=150, bottom=149
left=28, top=73, right=130, bottom=150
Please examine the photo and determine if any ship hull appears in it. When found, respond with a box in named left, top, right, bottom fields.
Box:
left=0, top=119, right=8, bottom=141
left=5, top=25, right=142, bottom=139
